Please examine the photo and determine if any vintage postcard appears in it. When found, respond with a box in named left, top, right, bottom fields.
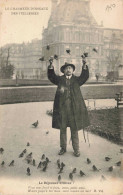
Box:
left=0, top=0, right=123, bottom=195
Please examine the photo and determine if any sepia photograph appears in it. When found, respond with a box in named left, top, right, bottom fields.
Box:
left=0, top=0, right=123, bottom=194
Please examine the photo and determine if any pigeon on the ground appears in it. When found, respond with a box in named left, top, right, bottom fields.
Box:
left=9, top=160, right=14, bottom=166
left=80, top=170, right=86, bottom=177
left=58, top=175, right=61, bottom=181
left=57, top=159, right=60, bottom=164
left=58, top=167, right=63, bottom=174
left=1, top=161, right=5, bottom=166
left=46, top=157, right=51, bottom=163
left=120, top=149, right=123, bottom=153
left=33, top=159, right=36, bottom=166
left=0, top=148, right=4, bottom=153
left=32, top=120, right=38, bottom=128
left=61, top=162, right=65, bottom=168
left=46, top=131, right=49, bottom=135
left=23, top=149, right=27, bottom=153
left=57, top=163, right=61, bottom=169
left=42, top=165, right=47, bottom=172
left=87, top=158, right=91, bottom=164
left=115, top=161, right=121, bottom=166
left=27, top=159, right=31, bottom=164
left=108, top=166, right=113, bottom=172
left=42, top=161, right=47, bottom=167
left=66, top=49, right=71, bottom=54
left=37, top=161, right=42, bottom=169
left=69, top=173, right=73, bottom=180
left=27, top=167, right=31, bottom=175
left=92, top=165, right=100, bottom=171
left=41, top=154, right=45, bottom=160
left=27, top=153, right=32, bottom=158
left=72, top=168, right=77, bottom=174
left=105, top=157, right=112, bottom=161
left=19, top=152, right=24, bottom=158
left=101, top=175, right=106, bottom=181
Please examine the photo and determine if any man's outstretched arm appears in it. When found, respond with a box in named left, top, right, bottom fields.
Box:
left=77, top=58, right=89, bottom=86
left=47, top=65, right=60, bottom=86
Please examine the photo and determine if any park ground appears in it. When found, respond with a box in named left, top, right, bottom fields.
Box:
left=0, top=101, right=123, bottom=195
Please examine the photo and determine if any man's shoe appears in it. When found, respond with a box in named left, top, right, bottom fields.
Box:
left=58, top=148, right=66, bottom=155
left=73, top=151, right=80, bottom=157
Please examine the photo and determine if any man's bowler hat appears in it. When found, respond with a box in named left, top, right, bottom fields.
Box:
left=60, top=62, right=75, bottom=73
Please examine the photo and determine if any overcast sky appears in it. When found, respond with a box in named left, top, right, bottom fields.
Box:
left=0, top=0, right=123, bottom=47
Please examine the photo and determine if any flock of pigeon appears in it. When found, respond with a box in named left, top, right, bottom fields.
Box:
left=39, top=44, right=98, bottom=63
left=0, top=120, right=123, bottom=181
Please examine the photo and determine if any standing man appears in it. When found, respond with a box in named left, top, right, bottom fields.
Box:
left=47, top=58, right=90, bottom=157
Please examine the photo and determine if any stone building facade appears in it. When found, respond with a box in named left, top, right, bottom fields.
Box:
left=41, top=0, right=123, bottom=79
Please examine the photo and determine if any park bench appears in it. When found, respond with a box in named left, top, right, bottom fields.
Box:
left=115, top=92, right=123, bottom=108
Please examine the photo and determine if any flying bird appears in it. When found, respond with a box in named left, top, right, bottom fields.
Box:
left=80, top=170, right=86, bottom=177
left=83, top=52, right=88, bottom=57
left=32, top=120, right=38, bottom=128
left=54, top=54, right=58, bottom=60
left=92, top=165, right=100, bottom=171
left=39, top=56, right=44, bottom=61
left=27, top=167, right=31, bottom=175
left=9, top=160, right=14, bottom=166
left=66, top=49, right=71, bottom=54
left=93, top=48, right=98, bottom=53
left=87, top=158, right=91, bottom=164
left=58, top=175, right=61, bottom=181
left=69, top=173, right=73, bottom=180
left=105, top=157, right=112, bottom=161
left=72, top=168, right=77, bottom=174
left=46, top=45, right=50, bottom=50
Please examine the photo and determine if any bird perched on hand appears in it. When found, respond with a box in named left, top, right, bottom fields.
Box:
left=9, top=160, right=14, bottom=166
left=93, top=48, right=98, bottom=53
left=72, top=168, right=77, bottom=174
left=92, top=165, right=100, bottom=171
left=19, top=152, right=24, bottom=158
left=54, top=54, right=58, bottom=60
left=105, top=157, right=112, bottom=161
left=39, top=56, right=44, bottom=61
left=108, top=166, right=113, bottom=172
left=46, top=45, right=50, bottom=50
left=87, top=158, right=91, bottom=164
left=115, top=161, right=121, bottom=166
left=32, top=120, right=38, bottom=128
left=1, top=161, right=5, bottom=166
left=69, top=173, right=73, bottom=180
left=0, top=148, right=4, bottom=153
left=66, top=49, right=71, bottom=54
left=37, top=161, right=42, bottom=169
left=58, top=175, right=61, bottom=181
left=27, top=167, right=31, bottom=176
left=41, top=154, right=45, bottom=160
left=80, top=170, right=86, bottom=177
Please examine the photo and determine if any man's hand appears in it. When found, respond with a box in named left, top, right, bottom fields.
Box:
left=49, top=56, right=54, bottom=69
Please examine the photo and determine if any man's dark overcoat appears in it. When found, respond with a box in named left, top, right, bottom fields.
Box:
left=48, top=66, right=90, bottom=131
